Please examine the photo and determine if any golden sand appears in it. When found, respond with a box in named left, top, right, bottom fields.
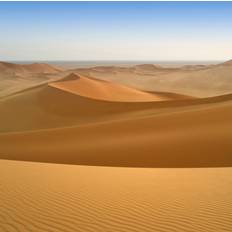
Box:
left=1, top=61, right=232, bottom=231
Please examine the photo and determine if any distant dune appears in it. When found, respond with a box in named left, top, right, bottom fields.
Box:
left=0, top=61, right=64, bottom=98
left=73, top=60, right=232, bottom=97
left=49, top=73, right=183, bottom=102
left=218, top=59, right=232, bottom=66
left=1, top=60, right=232, bottom=98
left=0, top=61, right=61, bottom=74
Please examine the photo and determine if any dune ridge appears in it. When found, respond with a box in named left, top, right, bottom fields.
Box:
left=0, top=61, right=61, bottom=74
left=1, top=90, right=232, bottom=167
left=1, top=76, right=232, bottom=133
left=49, top=73, right=179, bottom=102
left=0, top=82, right=195, bottom=132
left=72, top=60, right=232, bottom=98
left=1, top=59, right=232, bottom=99
left=0, top=61, right=65, bottom=98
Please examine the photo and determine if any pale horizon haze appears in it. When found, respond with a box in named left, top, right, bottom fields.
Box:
left=0, top=2, right=232, bottom=61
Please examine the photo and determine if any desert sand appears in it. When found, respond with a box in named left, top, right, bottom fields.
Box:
left=1, top=60, right=232, bottom=231
left=73, top=62, right=232, bottom=97
left=1, top=159, right=232, bottom=232
left=49, top=73, right=177, bottom=102
left=0, top=61, right=64, bottom=98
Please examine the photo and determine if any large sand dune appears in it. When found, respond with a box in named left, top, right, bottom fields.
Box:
left=0, top=81, right=232, bottom=167
left=0, top=81, right=193, bottom=132
left=49, top=73, right=188, bottom=102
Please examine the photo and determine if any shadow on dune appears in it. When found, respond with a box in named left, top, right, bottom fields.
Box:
left=0, top=80, right=232, bottom=168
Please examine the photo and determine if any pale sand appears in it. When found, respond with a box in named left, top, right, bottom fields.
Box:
left=74, top=61, right=232, bottom=97
left=1, top=60, right=232, bottom=99
left=0, top=61, right=64, bottom=98
left=1, top=159, right=232, bottom=232
left=0, top=61, right=61, bottom=74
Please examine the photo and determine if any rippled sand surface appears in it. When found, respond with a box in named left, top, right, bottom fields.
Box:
left=1, top=160, right=232, bottom=232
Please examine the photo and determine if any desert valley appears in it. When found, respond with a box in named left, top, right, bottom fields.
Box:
left=1, top=60, right=232, bottom=231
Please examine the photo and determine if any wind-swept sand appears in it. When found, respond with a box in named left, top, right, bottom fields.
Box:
left=0, top=83, right=232, bottom=167
left=1, top=60, right=232, bottom=231
left=0, top=61, right=61, bottom=74
left=1, top=159, right=232, bottom=232
left=0, top=61, right=64, bottom=98
left=49, top=73, right=178, bottom=102
left=74, top=60, right=232, bottom=97
left=0, top=72, right=195, bottom=132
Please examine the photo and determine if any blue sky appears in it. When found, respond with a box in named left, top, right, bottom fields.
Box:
left=0, top=2, right=232, bottom=61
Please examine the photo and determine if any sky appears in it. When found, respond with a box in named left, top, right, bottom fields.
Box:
left=0, top=2, right=232, bottom=61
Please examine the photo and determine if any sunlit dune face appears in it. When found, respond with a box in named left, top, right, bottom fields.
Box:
left=49, top=74, right=176, bottom=102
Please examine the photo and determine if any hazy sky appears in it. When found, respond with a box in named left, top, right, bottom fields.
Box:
left=0, top=2, right=232, bottom=61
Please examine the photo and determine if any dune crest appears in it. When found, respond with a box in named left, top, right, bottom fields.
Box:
left=0, top=61, right=61, bottom=74
left=218, top=59, right=232, bottom=67
left=49, top=73, right=181, bottom=102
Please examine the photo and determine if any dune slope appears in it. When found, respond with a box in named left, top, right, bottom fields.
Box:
left=0, top=84, right=192, bottom=132
left=0, top=61, right=64, bottom=98
left=49, top=73, right=178, bottom=102
left=76, top=62, right=232, bottom=97
left=0, top=71, right=200, bottom=133
left=0, top=61, right=61, bottom=74
left=1, top=94, right=232, bottom=167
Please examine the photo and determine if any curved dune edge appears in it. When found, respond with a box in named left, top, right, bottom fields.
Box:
left=0, top=84, right=199, bottom=133
left=1, top=73, right=232, bottom=167
left=1, top=81, right=232, bottom=133
left=48, top=73, right=189, bottom=102
left=1, top=97, right=232, bottom=167
left=1, top=159, right=232, bottom=232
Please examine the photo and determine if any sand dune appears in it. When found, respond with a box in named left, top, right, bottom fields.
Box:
left=0, top=89, right=232, bottom=167
left=0, top=61, right=61, bottom=74
left=0, top=61, right=65, bottom=98
left=1, top=69, right=232, bottom=167
left=0, top=79, right=194, bottom=132
left=49, top=73, right=183, bottom=102
left=1, top=60, right=232, bottom=99
left=1, top=62, right=232, bottom=167
left=73, top=60, right=232, bottom=97
left=218, top=59, right=232, bottom=66
left=1, top=72, right=230, bottom=133
left=1, top=159, right=232, bottom=232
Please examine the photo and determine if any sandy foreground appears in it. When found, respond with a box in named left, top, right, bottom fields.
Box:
left=1, top=61, right=232, bottom=231
left=1, top=160, right=232, bottom=232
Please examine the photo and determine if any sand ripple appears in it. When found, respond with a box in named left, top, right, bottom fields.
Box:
left=1, top=160, right=232, bottom=232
